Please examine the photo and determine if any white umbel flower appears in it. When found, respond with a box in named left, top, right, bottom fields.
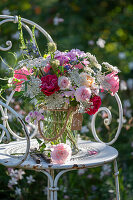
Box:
left=22, top=77, right=41, bottom=98
left=102, top=62, right=120, bottom=73
left=86, top=53, right=102, bottom=71
left=18, top=56, right=51, bottom=69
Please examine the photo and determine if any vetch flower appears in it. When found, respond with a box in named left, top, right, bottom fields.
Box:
left=58, top=76, right=71, bottom=90
left=66, top=49, right=86, bottom=60
left=40, top=74, right=60, bottom=96
left=75, top=86, right=91, bottom=102
left=25, top=110, right=44, bottom=125
left=54, top=51, right=69, bottom=65
left=25, top=115, right=31, bottom=123
left=51, top=143, right=72, bottom=164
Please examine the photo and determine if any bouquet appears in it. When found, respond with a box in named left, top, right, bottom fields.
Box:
left=6, top=36, right=120, bottom=164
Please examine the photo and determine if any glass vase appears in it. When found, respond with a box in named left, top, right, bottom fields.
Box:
left=38, top=108, right=78, bottom=151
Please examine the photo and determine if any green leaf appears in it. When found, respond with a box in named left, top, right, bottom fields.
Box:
left=51, top=141, right=55, bottom=145
left=25, top=81, right=28, bottom=92
left=40, top=143, right=46, bottom=153
left=48, top=152, right=51, bottom=157
left=14, top=91, right=24, bottom=96
left=59, top=66, right=64, bottom=73
left=35, top=137, right=42, bottom=144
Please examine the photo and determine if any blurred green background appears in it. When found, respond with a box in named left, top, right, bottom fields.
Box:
left=0, top=0, right=133, bottom=199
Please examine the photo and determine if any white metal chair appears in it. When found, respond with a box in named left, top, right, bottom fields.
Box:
left=0, top=15, right=123, bottom=200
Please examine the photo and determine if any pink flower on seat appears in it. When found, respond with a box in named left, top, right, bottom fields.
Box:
left=51, top=143, right=72, bottom=164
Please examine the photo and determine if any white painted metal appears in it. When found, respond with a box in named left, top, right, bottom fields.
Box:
left=0, top=14, right=54, bottom=139
left=0, top=100, right=30, bottom=167
left=0, top=139, right=118, bottom=170
left=114, top=159, right=120, bottom=200
left=0, top=15, right=53, bottom=51
left=91, top=93, right=123, bottom=145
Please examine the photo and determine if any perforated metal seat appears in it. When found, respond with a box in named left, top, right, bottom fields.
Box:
left=0, top=139, right=118, bottom=170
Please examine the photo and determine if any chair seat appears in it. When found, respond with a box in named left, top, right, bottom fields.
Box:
left=0, top=139, right=118, bottom=170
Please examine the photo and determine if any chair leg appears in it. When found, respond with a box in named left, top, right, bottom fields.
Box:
left=114, top=159, right=120, bottom=200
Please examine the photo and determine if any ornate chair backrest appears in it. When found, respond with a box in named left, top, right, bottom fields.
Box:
left=0, top=15, right=123, bottom=150
left=0, top=100, right=30, bottom=167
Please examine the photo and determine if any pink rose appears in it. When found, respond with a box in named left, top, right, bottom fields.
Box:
left=58, top=76, right=71, bottom=90
left=75, top=86, right=91, bottom=102
left=13, top=67, right=31, bottom=92
left=40, top=74, right=60, bottom=96
left=105, top=72, right=119, bottom=95
left=51, top=143, right=72, bottom=164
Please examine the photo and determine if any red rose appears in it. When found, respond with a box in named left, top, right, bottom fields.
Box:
left=40, top=74, right=60, bottom=96
left=86, top=95, right=101, bottom=115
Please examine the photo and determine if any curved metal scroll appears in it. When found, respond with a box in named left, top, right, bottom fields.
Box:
left=0, top=100, right=30, bottom=167
left=0, top=15, right=54, bottom=51
left=91, top=93, right=123, bottom=145
left=0, top=91, right=37, bottom=141
left=0, top=15, right=54, bottom=139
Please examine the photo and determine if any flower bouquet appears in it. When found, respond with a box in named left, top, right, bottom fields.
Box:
left=6, top=29, right=120, bottom=164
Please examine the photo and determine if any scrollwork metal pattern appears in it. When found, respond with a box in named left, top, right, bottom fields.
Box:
left=0, top=15, right=54, bottom=51
left=0, top=15, right=54, bottom=140
left=91, top=93, right=123, bottom=145
left=0, top=100, right=30, bottom=167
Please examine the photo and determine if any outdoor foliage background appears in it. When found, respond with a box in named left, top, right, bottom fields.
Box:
left=0, top=0, right=133, bottom=199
